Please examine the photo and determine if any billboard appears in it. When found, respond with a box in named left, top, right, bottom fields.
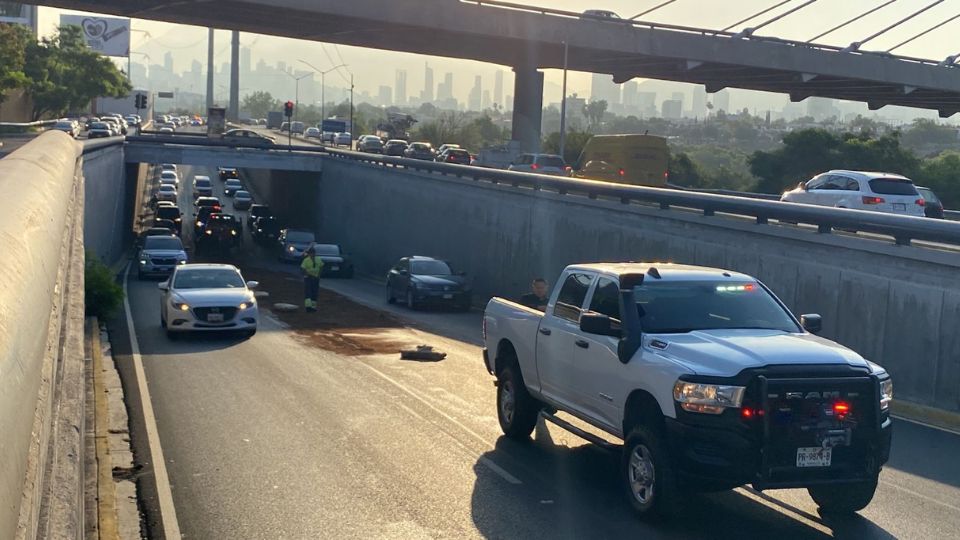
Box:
left=0, top=2, right=36, bottom=28
left=60, top=14, right=130, bottom=57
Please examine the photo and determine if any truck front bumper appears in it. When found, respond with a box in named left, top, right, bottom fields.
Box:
left=664, top=415, right=892, bottom=491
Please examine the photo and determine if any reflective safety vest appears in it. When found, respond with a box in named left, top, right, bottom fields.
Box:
left=301, top=256, right=324, bottom=278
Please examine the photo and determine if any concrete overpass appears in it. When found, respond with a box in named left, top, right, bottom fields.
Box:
left=34, top=0, right=960, bottom=150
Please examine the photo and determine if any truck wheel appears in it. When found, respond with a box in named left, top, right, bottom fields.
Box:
left=808, top=477, right=878, bottom=514
left=621, top=426, right=679, bottom=519
left=496, top=364, right=540, bottom=440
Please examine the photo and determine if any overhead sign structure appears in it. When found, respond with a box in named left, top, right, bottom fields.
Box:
left=60, top=14, right=130, bottom=57
left=0, top=2, right=36, bottom=31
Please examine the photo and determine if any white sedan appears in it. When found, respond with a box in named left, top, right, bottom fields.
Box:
left=334, top=132, right=352, bottom=146
left=159, top=264, right=258, bottom=338
left=156, top=184, right=178, bottom=203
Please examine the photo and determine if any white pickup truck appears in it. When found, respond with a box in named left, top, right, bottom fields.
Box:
left=482, top=262, right=893, bottom=518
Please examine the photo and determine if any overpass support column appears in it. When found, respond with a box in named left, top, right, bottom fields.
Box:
left=511, top=65, right=544, bottom=153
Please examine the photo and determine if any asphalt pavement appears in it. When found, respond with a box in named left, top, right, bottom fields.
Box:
left=108, top=162, right=960, bottom=540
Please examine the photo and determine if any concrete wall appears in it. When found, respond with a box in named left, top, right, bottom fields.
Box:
left=82, top=144, right=134, bottom=266
left=310, top=159, right=960, bottom=412
left=0, top=131, right=86, bottom=539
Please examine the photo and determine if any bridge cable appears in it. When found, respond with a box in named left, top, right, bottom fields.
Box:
left=629, top=0, right=678, bottom=21
left=807, top=0, right=898, bottom=43
left=887, top=12, right=960, bottom=52
left=845, top=0, right=944, bottom=51
left=721, top=0, right=793, bottom=32
left=736, top=0, right=820, bottom=37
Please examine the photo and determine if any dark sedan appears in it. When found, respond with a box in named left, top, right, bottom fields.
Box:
left=916, top=186, right=944, bottom=219
left=404, top=142, right=436, bottom=161
left=385, top=256, right=471, bottom=311
left=383, top=139, right=408, bottom=156
left=312, top=243, right=354, bottom=278
left=437, top=148, right=471, bottom=165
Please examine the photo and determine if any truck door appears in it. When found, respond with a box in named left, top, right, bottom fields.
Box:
left=577, top=276, right=627, bottom=430
left=537, top=271, right=595, bottom=410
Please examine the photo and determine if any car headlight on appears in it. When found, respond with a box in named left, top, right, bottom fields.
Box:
left=139, top=259, right=147, bottom=265
left=238, top=301, right=255, bottom=310
left=257, top=228, right=263, bottom=232
left=196, top=221, right=203, bottom=227
left=178, top=259, right=187, bottom=265
left=287, top=245, right=295, bottom=252
left=231, top=230, right=237, bottom=236
left=673, top=381, right=746, bottom=414
left=205, top=230, right=213, bottom=235
left=880, top=378, right=893, bottom=411
left=172, top=301, right=190, bottom=311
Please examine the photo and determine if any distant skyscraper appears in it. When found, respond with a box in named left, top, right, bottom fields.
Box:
left=590, top=73, right=620, bottom=106
left=422, top=63, right=434, bottom=103
left=806, top=97, right=836, bottom=120
left=469, top=75, right=482, bottom=111
left=240, top=47, right=251, bottom=75
left=163, top=51, right=174, bottom=73
left=378, top=85, right=393, bottom=106
left=692, top=86, right=707, bottom=118
left=661, top=99, right=682, bottom=119
left=277, top=60, right=287, bottom=73
left=671, top=92, right=685, bottom=116
left=621, top=81, right=639, bottom=112
left=713, top=89, right=730, bottom=113
left=437, top=72, right=454, bottom=101
left=494, top=70, right=504, bottom=107
left=482, top=89, right=491, bottom=110
left=395, top=69, right=408, bottom=105
left=638, top=92, right=656, bottom=117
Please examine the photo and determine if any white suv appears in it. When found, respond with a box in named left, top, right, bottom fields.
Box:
left=781, top=170, right=925, bottom=217
left=508, top=153, right=570, bottom=176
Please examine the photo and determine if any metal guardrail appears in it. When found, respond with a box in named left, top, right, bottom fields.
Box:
left=323, top=147, right=960, bottom=248
left=462, top=0, right=954, bottom=68
left=120, top=135, right=960, bottom=248
left=945, top=210, right=960, bottom=221
left=0, top=119, right=58, bottom=128
left=81, top=136, right=125, bottom=154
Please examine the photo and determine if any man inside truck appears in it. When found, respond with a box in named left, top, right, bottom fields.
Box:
left=519, top=278, right=549, bottom=311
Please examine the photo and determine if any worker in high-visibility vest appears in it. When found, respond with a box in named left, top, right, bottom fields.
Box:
left=300, top=245, right=324, bottom=312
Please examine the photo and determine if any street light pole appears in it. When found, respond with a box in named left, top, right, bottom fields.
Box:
left=349, top=73, right=354, bottom=144
left=297, top=59, right=347, bottom=134
left=559, top=40, right=569, bottom=161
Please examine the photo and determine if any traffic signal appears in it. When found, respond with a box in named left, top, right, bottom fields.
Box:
left=135, top=93, right=147, bottom=109
left=284, top=101, right=294, bottom=117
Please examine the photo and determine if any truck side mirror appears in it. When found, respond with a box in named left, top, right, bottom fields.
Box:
left=801, top=314, right=822, bottom=334
left=580, top=312, right=620, bottom=337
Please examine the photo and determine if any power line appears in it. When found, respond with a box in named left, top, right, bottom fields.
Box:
left=887, top=11, right=960, bottom=52
left=629, top=0, right=678, bottom=20
left=845, top=0, right=944, bottom=52
left=722, top=0, right=792, bottom=32
left=807, top=0, right=898, bottom=43
left=735, top=0, right=819, bottom=37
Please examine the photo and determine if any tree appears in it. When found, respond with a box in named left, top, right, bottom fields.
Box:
left=0, top=23, right=31, bottom=104
left=542, top=129, right=593, bottom=165
left=584, top=99, right=608, bottom=128
left=917, top=151, right=960, bottom=208
left=24, top=25, right=130, bottom=120
left=241, top=91, right=280, bottom=118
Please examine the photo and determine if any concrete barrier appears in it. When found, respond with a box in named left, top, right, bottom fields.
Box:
left=0, top=131, right=87, bottom=539
left=82, top=142, right=132, bottom=266
left=307, top=159, right=960, bottom=413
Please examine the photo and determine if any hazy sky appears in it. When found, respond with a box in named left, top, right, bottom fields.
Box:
left=35, top=0, right=960, bottom=109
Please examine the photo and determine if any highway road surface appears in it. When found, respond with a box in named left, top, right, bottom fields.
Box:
left=108, top=163, right=960, bottom=539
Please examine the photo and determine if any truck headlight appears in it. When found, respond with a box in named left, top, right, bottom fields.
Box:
left=880, top=378, right=893, bottom=411
left=673, top=381, right=746, bottom=415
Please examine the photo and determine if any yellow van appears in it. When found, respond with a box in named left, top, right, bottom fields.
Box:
left=572, top=134, right=669, bottom=186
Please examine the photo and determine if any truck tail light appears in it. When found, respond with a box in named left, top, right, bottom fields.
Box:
left=862, top=196, right=885, bottom=205
left=833, top=402, right=851, bottom=419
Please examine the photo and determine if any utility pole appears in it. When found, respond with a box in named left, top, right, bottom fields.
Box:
left=349, top=73, right=354, bottom=146
left=559, top=40, right=569, bottom=161
left=206, top=28, right=214, bottom=111
left=229, top=30, right=240, bottom=121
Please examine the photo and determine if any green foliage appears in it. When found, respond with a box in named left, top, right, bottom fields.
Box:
left=748, top=129, right=919, bottom=194
left=584, top=100, right=608, bottom=127
left=916, top=151, right=960, bottom=208
left=412, top=113, right=508, bottom=151
left=669, top=145, right=756, bottom=191
left=900, top=118, right=958, bottom=154
left=542, top=129, right=593, bottom=164
left=0, top=23, right=31, bottom=104
left=84, top=253, right=123, bottom=319
left=241, top=91, right=280, bottom=118
left=24, top=25, right=131, bottom=120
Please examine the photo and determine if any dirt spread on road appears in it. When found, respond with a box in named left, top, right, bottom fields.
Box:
left=243, top=268, right=419, bottom=356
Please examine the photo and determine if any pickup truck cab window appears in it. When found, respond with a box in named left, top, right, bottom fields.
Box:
left=554, top=272, right=593, bottom=322
left=633, top=280, right=800, bottom=333
left=588, top=277, right=622, bottom=323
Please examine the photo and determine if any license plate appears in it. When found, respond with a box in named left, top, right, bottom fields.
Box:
left=207, top=313, right=224, bottom=322
left=796, top=447, right=831, bottom=467
left=893, top=203, right=906, bottom=211
left=330, top=266, right=339, bottom=271
left=443, top=294, right=454, bottom=299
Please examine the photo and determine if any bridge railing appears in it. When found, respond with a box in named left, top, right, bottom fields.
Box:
left=322, top=146, right=960, bottom=248
left=462, top=0, right=954, bottom=68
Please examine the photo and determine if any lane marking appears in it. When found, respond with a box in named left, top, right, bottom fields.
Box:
left=879, top=479, right=960, bottom=513
left=359, top=362, right=521, bottom=485
left=122, top=264, right=183, bottom=540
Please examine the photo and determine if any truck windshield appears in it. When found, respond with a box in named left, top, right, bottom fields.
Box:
left=633, top=281, right=799, bottom=333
